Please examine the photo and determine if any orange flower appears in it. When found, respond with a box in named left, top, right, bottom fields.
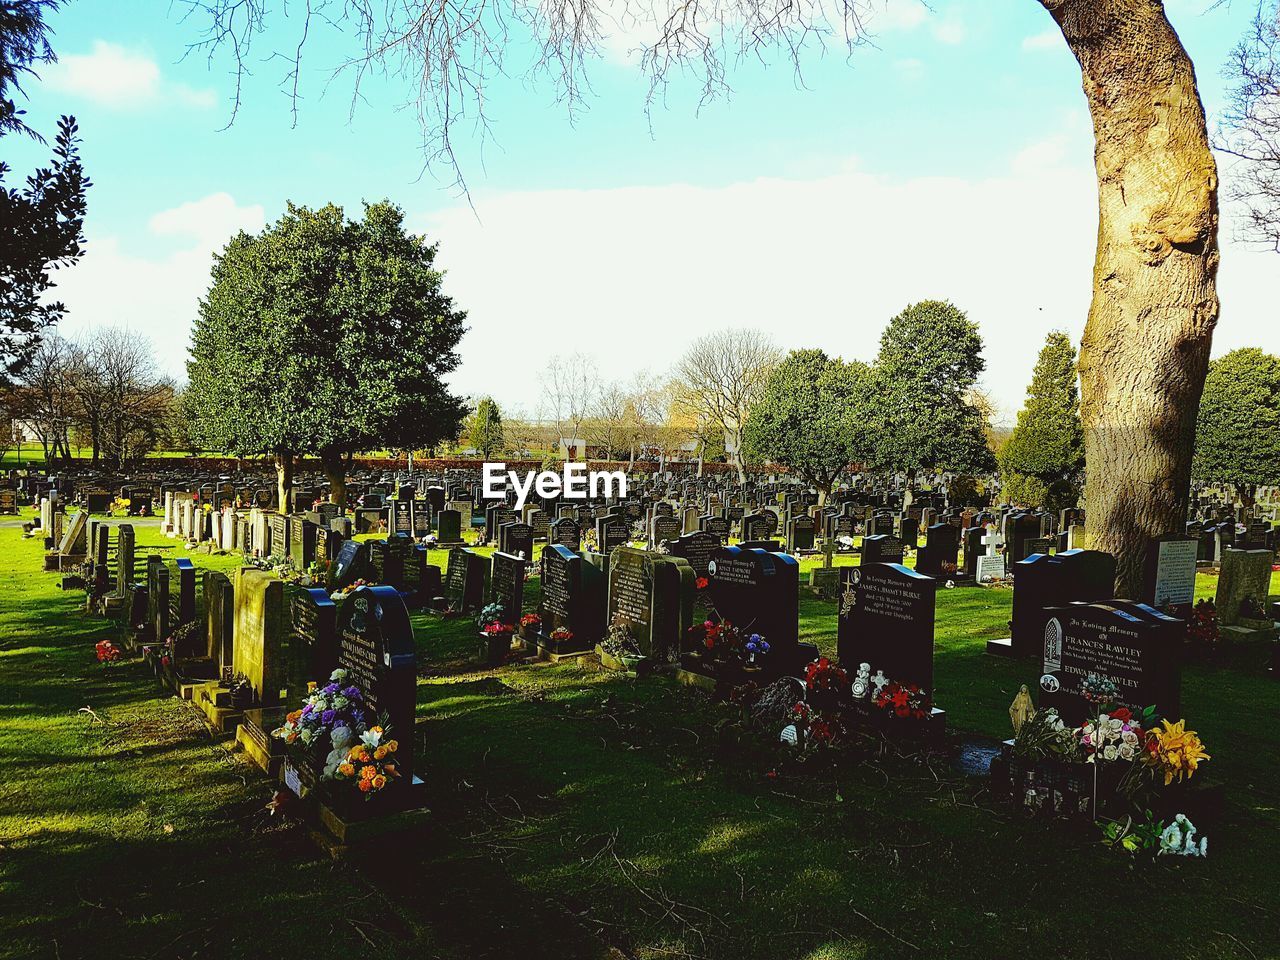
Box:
left=360, top=765, right=377, bottom=781
left=386, top=740, right=398, bottom=753
left=338, top=763, right=355, bottom=777
left=358, top=779, right=372, bottom=792
left=370, top=725, right=383, bottom=734
left=374, top=746, right=388, bottom=760
left=371, top=775, right=387, bottom=790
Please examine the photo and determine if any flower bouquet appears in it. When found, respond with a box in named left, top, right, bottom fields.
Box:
left=477, top=603, right=515, bottom=663
left=271, top=668, right=371, bottom=769
left=518, top=612, right=542, bottom=641
left=331, top=724, right=402, bottom=800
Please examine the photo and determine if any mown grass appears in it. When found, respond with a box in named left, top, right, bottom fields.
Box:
left=1, top=513, right=1278, bottom=960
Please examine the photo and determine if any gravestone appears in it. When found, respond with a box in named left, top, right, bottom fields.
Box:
left=786, top=515, right=816, bottom=553
left=550, top=516, right=582, bottom=551
left=704, top=546, right=800, bottom=672
left=232, top=568, right=286, bottom=707
left=649, top=514, right=682, bottom=547
left=205, top=571, right=235, bottom=674
left=443, top=547, right=487, bottom=614
left=335, top=586, right=418, bottom=784
left=665, top=530, right=719, bottom=579
left=1142, top=534, right=1199, bottom=610
left=292, top=586, right=338, bottom=684
left=916, top=523, right=959, bottom=579
left=498, top=521, right=534, bottom=561
left=436, top=508, right=464, bottom=545
left=1040, top=602, right=1182, bottom=725
left=837, top=563, right=938, bottom=698
left=537, top=544, right=605, bottom=654
left=861, top=534, right=904, bottom=567
left=490, top=551, right=527, bottom=626
left=606, top=547, right=696, bottom=662
left=330, top=540, right=373, bottom=591
left=1215, top=548, right=1274, bottom=629
left=989, top=549, right=1117, bottom=658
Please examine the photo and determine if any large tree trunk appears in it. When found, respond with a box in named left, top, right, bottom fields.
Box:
left=320, top=448, right=348, bottom=509
left=1044, top=0, right=1219, bottom=597
left=275, top=452, right=294, bottom=513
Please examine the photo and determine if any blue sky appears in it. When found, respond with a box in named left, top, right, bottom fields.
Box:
left=10, top=0, right=1277, bottom=420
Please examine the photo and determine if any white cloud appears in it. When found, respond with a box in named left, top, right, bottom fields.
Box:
left=50, top=194, right=265, bottom=377
left=1022, top=29, right=1062, bottom=52
left=931, top=19, right=967, bottom=45
left=43, top=41, right=215, bottom=110
left=416, top=136, right=1277, bottom=422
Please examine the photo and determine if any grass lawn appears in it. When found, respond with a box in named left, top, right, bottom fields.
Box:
left=2, top=514, right=1278, bottom=960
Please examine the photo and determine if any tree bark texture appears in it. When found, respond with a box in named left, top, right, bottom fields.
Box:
left=321, top=448, right=348, bottom=509
left=1043, top=0, right=1219, bottom=597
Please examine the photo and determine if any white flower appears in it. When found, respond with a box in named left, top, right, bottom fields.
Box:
left=1117, top=743, right=1134, bottom=761
left=1103, top=745, right=1118, bottom=761
left=1121, top=730, right=1139, bottom=746
left=299, top=728, right=314, bottom=745
left=360, top=728, right=383, bottom=749
left=1107, top=717, right=1124, bottom=734
left=333, top=695, right=349, bottom=709
left=330, top=668, right=348, bottom=682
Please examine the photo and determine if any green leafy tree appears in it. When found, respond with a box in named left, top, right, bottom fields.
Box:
left=468, top=396, right=505, bottom=458
left=867, top=300, right=995, bottom=479
left=743, top=349, right=874, bottom=502
left=998, top=331, right=1084, bottom=511
left=1193, top=348, right=1280, bottom=508
left=186, top=201, right=467, bottom=508
left=1, top=1, right=90, bottom=383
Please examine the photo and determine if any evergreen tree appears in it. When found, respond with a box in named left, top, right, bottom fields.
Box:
left=999, top=331, right=1085, bottom=510
left=469, top=397, right=505, bottom=459
left=867, top=300, right=995, bottom=479
left=742, top=349, right=874, bottom=501
left=1193, top=348, right=1280, bottom=507
left=186, top=201, right=467, bottom=508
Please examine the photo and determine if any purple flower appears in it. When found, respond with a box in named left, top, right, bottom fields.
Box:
left=301, top=703, right=314, bottom=715
left=321, top=709, right=336, bottom=725
left=342, top=686, right=361, bottom=699
left=322, top=683, right=339, bottom=695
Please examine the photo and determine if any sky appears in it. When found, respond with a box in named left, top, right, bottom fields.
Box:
left=9, top=0, right=1279, bottom=424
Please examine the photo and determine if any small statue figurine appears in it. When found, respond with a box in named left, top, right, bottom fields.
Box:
left=1009, top=684, right=1036, bottom=736
left=851, top=662, right=872, bottom=700
left=871, top=669, right=889, bottom=699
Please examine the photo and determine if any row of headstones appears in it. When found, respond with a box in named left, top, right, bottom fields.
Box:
left=521, top=535, right=1196, bottom=728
